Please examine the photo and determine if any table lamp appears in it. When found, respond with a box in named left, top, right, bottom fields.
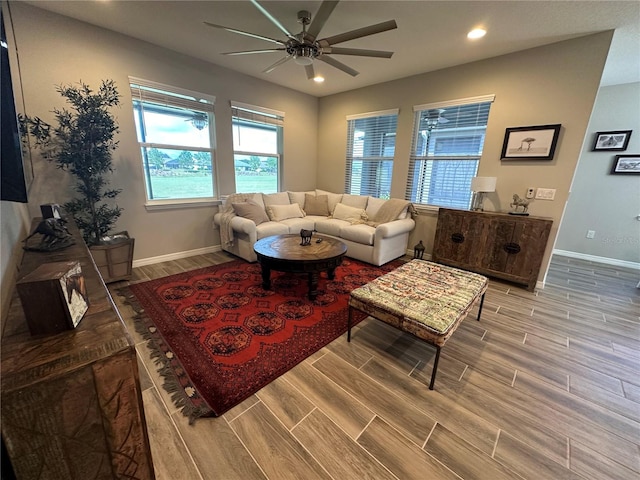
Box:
left=470, top=176, right=497, bottom=211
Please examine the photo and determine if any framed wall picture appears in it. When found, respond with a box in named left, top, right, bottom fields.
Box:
left=592, top=130, right=632, bottom=151
left=610, top=154, right=640, bottom=175
left=500, top=124, right=561, bottom=160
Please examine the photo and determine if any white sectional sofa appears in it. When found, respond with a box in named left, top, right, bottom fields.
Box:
left=213, top=190, right=416, bottom=266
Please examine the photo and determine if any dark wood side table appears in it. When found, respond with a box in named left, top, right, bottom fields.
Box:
left=254, top=234, right=347, bottom=300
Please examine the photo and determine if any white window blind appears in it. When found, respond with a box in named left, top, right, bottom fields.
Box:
left=345, top=109, right=398, bottom=199
left=405, top=96, right=494, bottom=208
left=231, top=101, right=284, bottom=194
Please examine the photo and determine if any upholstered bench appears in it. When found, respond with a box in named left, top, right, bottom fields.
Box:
left=347, top=259, right=488, bottom=389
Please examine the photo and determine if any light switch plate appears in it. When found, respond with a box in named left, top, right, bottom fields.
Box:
left=535, top=188, right=556, bottom=200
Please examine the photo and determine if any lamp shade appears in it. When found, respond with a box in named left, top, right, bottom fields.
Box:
left=471, top=176, right=497, bottom=192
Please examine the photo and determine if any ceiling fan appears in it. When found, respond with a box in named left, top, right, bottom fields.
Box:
left=204, top=0, right=397, bottom=79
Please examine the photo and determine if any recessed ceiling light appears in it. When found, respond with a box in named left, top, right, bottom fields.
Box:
left=313, top=76, right=325, bottom=83
left=467, top=28, right=487, bottom=40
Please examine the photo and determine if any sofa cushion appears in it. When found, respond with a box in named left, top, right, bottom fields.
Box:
left=339, top=224, right=376, bottom=246
left=263, top=192, right=291, bottom=206
left=256, top=222, right=289, bottom=239
left=315, top=218, right=351, bottom=237
left=280, top=217, right=317, bottom=233
left=304, top=194, right=329, bottom=216
left=316, top=189, right=343, bottom=212
left=266, top=203, right=305, bottom=221
left=232, top=200, right=269, bottom=225
left=365, top=197, right=386, bottom=219
left=332, top=203, right=368, bottom=223
left=341, top=194, right=368, bottom=209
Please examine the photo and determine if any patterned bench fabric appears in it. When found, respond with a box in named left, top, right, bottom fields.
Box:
left=350, top=260, right=488, bottom=342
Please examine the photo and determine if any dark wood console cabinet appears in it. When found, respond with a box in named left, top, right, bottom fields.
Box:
left=432, top=208, right=552, bottom=291
left=1, top=219, right=155, bottom=479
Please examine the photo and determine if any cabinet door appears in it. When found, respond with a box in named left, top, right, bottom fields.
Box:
left=483, top=217, right=551, bottom=286
left=433, top=209, right=486, bottom=268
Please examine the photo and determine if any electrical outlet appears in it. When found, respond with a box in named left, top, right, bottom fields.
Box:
left=535, top=188, right=556, bottom=200
left=586, top=230, right=595, bottom=239
left=526, top=187, right=535, bottom=199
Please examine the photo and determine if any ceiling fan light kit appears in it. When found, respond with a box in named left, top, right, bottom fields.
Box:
left=206, top=0, right=397, bottom=80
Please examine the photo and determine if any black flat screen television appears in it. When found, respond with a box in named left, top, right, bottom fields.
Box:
left=1, top=10, right=28, bottom=203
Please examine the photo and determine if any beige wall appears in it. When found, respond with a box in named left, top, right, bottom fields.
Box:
left=317, top=32, right=613, bottom=285
left=0, top=2, right=617, bottom=320
left=555, top=82, right=640, bottom=264
left=6, top=2, right=318, bottom=262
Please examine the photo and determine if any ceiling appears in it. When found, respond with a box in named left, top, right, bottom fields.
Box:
left=21, top=0, right=640, bottom=97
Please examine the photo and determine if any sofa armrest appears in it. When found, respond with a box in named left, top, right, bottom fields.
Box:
left=213, top=212, right=258, bottom=235
left=229, top=215, right=259, bottom=235
left=375, top=218, right=416, bottom=239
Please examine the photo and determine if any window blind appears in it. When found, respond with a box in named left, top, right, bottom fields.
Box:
left=344, top=109, right=398, bottom=199
left=405, top=97, right=494, bottom=208
left=129, top=78, right=215, bottom=113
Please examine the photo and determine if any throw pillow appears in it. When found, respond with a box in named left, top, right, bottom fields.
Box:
left=304, top=194, right=329, bottom=216
left=332, top=203, right=368, bottom=223
left=287, top=191, right=314, bottom=207
left=316, top=189, right=343, bottom=212
left=232, top=200, right=270, bottom=225
left=365, top=196, right=386, bottom=219
left=266, top=203, right=305, bottom=221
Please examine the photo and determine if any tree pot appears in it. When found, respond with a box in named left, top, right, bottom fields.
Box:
left=89, top=231, right=135, bottom=283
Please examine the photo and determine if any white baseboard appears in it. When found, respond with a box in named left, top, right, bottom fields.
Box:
left=133, top=245, right=222, bottom=268
left=552, top=249, right=640, bottom=270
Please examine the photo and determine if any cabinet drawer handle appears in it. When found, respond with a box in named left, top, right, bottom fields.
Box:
left=451, top=233, right=465, bottom=243
left=503, top=243, right=521, bottom=254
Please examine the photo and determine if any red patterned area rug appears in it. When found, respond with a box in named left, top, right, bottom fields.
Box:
left=120, top=258, right=402, bottom=423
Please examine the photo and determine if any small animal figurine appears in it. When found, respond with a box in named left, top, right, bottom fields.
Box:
left=510, top=194, right=530, bottom=213
left=23, top=217, right=75, bottom=251
left=300, top=228, right=313, bottom=246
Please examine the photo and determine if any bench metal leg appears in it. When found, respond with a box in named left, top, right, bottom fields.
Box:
left=347, top=306, right=353, bottom=342
left=429, top=345, right=442, bottom=390
left=476, top=292, right=486, bottom=321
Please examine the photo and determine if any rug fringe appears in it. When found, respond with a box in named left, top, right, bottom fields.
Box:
left=116, top=287, right=214, bottom=423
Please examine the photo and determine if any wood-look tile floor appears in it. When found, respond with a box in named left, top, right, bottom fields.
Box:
left=109, top=253, right=640, bottom=480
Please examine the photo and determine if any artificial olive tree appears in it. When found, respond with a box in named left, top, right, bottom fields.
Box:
left=23, top=80, right=123, bottom=246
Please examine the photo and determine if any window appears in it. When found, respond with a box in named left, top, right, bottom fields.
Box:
left=130, top=78, right=216, bottom=203
left=232, top=102, right=283, bottom=194
left=345, top=109, right=398, bottom=199
left=405, top=95, right=494, bottom=209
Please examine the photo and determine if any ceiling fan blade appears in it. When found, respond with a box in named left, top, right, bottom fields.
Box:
left=317, top=55, right=359, bottom=77
left=305, top=64, right=316, bottom=80
left=323, top=47, right=393, bottom=58
left=250, top=0, right=297, bottom=40
left=305, top=1, right=339, bottom=41
left=204, top=22, right=286, bottom=46
left=222, top=48, right=286, bottom=56
left=262, top=56, right=292, bottom=74
left=319, top=20, right=397, bottom=46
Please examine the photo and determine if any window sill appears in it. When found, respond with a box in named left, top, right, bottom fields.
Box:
left=144, top=198, right=222, bottom=211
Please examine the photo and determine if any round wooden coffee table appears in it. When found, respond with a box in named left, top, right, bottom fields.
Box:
left=253, top=234, right=347, bottom=300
